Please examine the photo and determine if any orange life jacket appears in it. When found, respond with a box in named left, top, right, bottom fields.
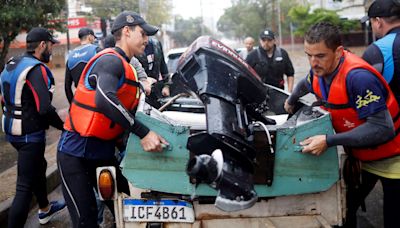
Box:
left=312, top=50, right=400, bottom=161
left=64, top=48, right=140, bottom=140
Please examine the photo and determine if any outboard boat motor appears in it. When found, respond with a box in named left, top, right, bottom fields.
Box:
left=176, top=36, right=274, bottom=212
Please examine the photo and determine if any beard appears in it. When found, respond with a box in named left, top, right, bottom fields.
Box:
left=312, top=67, right=324, bottom=76
left=40, top=46, right=52, bottom=63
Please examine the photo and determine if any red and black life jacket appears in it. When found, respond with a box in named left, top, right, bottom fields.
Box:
left=64, top=48, right=140, bottom=140
left=312, top=50, right=400, bottom=161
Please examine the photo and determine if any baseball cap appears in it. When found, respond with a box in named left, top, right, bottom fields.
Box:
left=78, top=27, right=96, bottom=39
left=111, top=11, right=159, bottom=35
left=259, top=29, right=275, bottom=40
left=26, top=27, right=60, bottom=44
left=360, top=0, right=400, bottom=23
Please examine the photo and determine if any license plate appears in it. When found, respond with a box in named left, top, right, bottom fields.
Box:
left=123, top=199, right=195, bottom=223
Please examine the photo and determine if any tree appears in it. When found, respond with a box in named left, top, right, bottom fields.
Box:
left=86, top=0, right=172, bottom=34
left=217, top=1, right=265, bottom=40
left=288, top=6, right=360, bottom=37
left=168, top=16, right=212, bottom=47
left=139, top=0, right=172, bottom=28
left=217, top=0, right=299, bottom=41
left=0, top=0, right=66, bottom=72
left=86, top=0, right=139, bottom=16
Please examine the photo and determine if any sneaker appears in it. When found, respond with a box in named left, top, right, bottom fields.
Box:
left=38, top=200, right=67, bottom=225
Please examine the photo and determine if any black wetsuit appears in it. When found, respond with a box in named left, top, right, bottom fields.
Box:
left=1, top=53, right=63, bottom=228
left=65, top=44, right=102, bottom=104
left=57, top=47, right=148, bottom=227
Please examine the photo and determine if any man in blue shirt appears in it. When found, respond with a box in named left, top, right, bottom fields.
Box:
left=65, top=27, right=101, bottom=104
left=361, top=0, right=400, bottom=104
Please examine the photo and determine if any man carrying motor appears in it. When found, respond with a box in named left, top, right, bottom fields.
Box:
left=284, top=22, right=400, bottom=228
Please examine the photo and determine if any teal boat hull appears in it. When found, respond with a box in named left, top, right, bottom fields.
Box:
left=122, top=111, right=338, bottom=197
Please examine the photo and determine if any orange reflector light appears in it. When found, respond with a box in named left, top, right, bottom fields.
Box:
left=98, top=169, right=115, bottom=200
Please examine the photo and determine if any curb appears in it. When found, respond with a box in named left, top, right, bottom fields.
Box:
left=0, top=157, right=60, bottom=227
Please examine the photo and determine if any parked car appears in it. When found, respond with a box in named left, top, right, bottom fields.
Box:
left=166, top=47, right=187, bottom=74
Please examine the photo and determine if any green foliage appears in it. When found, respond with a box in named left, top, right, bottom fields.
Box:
left=288, top=6, right=360, bottom=36
left=217, top=0, right=360, bottom=43
left=0, top=0, right=66, bottom=41
left=86, top=0, right=139, bottom=18
left=143, top=0, right=172, bottom=27
left=341, top=19, right=360, bottom=33
left=278, top=0, right=300, bottom=37
left=86, top=0, right=172, bottom=28
left=168, top=16, right=212, bottom=47
left=217, top=0, right=300, bottom=42
left=217, top=1, right=265, bottom=40
left=0, top=0, right=66, bottom=71
left=287, top=5, right=309, bottom=27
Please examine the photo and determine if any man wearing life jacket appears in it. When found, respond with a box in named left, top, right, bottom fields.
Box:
left=103, top=34, right=154, bottom=97
left=57, top=11, right=168, bottom=227
left=284, top=22, right=400, bottom=228
left=361, top=0, right=400, bottom=104
left=246, top=29, right=295, bottom=92
left=0, top=27, right=66, bottom=227
left=65, top=27, right=101, bottom=104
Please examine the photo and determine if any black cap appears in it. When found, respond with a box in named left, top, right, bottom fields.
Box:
left=259, top=29, right=275, bottom=40
left=360, top=0, right=400, bottom=23
left=26, top=27, right=60, bottom=44
left=78, top=27, right=96, bottom=39
left=111, top=11, right=159, bottom=36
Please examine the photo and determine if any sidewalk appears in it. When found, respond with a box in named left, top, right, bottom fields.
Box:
left=0, top=142, right=61, bottom=227
left=0, top=67, right=67, bottom=227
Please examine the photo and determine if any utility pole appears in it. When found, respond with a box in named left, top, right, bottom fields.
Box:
left=271, top=0, right=276, bottom=32
left=66, top=0, right=70, bottom=51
